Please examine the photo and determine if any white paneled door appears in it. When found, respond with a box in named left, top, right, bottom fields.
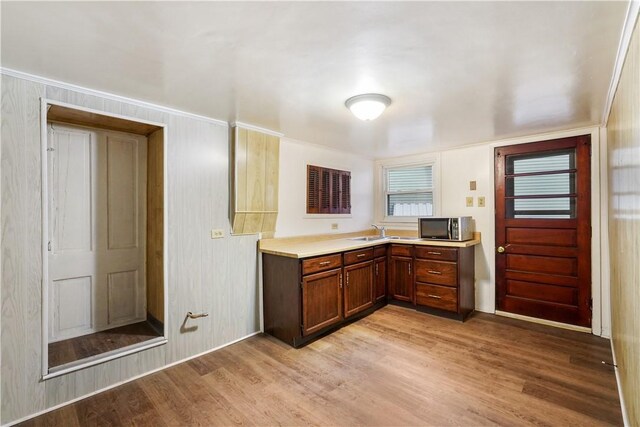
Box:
left=47, top=124, right=147, bottom=342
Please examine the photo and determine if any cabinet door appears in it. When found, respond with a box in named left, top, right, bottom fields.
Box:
left=390, top=256, right=414, bottom=303
left=374, top=256, right=387, bottom=302
left=302, top=268, right=343, bottom=336
left=344, top=261, right=374, bottom=318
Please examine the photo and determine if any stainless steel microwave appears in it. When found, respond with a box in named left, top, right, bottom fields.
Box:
left=418, top=217, right=474, bottom=241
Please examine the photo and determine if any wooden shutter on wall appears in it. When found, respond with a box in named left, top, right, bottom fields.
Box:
left=306, top=165, right=351, bottom=214
left=340, top=171, right=351, bottom=214
left=307, top=165, right=320, bottom=213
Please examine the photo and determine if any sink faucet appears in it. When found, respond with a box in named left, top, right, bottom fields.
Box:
left=372, top=224, right=386, bottom=238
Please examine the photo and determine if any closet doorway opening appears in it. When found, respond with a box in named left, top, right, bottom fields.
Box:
left=42, top=101, right=167, bottom=376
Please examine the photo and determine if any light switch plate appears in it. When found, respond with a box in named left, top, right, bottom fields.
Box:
left=466, top=197, right=474, bottom=207
left=331, top=223, right=339, bottom=230
left=478, top=196, right=486, bottom=207
left=211, top=229, right=224, bottom=239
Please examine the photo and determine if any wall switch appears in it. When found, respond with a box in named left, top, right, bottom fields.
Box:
left=466, top=197, right=474, bottom=207
left=469, top=181, right=477, bottom=191
left=478, top=196, right=486, bottom=207
left=331, top=223, right=339, bottom=230
left=210, top=229, right=224, bottom=239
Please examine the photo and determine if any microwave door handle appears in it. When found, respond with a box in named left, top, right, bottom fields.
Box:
left=448, top=218, right=453, bottom=239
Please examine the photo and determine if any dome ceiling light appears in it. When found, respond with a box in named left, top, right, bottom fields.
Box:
left=345, top=93, right=392, bottom=121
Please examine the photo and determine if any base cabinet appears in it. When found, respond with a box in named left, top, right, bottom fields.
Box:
left=263, top=242, right=476, bottom=348
left=302, top=268, right=343, bottom=335
left=344, top=261, right=374, bottom=318
left=374, top=256, right=387, bottom=302
left=390, top=256, right=413, bottom=302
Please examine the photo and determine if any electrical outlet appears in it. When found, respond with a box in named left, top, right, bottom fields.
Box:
left=466, top=197, right=474, bottom=207
left=478, top=196, right=486, bottom=207
left=210, top=229, right=224, bottom=239
left=331, top=223, right=339, bottom=230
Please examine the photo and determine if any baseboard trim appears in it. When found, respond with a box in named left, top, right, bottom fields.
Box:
left=495, top=310, right=592, bottom=333
left=610, top=340, right=630, bottom=427
left=3, top=331, right=261, bottom=427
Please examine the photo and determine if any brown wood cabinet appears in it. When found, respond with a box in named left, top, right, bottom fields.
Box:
left=374, top=255, right=387, bottom=302
left=390, top=256, right=413, bottom=303
left=263, top=242, right=475, bottom=347
left=413, top=245, right=475, bottom=320
left=344, top=261, right=374, bottom=318
left=302, top=268, right=343, bottom=335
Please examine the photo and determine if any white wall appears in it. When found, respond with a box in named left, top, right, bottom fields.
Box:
left=375, top=126, right=609, bottom=335
left=440, top=145, right=495, bottom=313
left=275, top=138, right=375, bottom=237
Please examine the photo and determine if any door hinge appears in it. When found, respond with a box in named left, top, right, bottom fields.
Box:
left=48, top=241, right=51, bottom=251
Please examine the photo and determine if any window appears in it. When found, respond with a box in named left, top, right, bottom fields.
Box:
left=505, top=149, right=576, bottom=218
left=385, top=164, right=434, bottom=217
left=307, top=165, right=351, bottom=214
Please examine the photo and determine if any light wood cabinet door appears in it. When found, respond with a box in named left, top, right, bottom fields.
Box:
left=374, top=257, right=387, bottom=302
left=302, top=268, right=343, bottom=336
left=344, top=261, right=374, bottom=318
left=390, top=256, right=414, bottom=303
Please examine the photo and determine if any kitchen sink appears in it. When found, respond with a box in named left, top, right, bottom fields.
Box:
left=348, top=235, right=403, bottom=242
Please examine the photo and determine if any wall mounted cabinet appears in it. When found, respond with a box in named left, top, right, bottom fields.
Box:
left=231, top=126, right=280, bottom=236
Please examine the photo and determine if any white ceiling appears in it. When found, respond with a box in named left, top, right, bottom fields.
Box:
left=1, top=1, right=629, bottom=158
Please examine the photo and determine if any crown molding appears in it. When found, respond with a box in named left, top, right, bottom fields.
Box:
left=231, top=121, right=284, bottom=138
left=602, top=0, right=640, bottom=126
left=0, top=67, right=229, bottom=127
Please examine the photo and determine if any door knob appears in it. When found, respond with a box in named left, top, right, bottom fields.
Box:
left=497, top=246, right=505, bottom=253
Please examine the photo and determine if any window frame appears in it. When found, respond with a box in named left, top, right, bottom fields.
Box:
left=375, top=154, right=441, bottom=224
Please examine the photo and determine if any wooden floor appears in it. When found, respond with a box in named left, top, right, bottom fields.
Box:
left=28, top=306, right=621, bottom=426
left=48, top=321, right=162, bottom=368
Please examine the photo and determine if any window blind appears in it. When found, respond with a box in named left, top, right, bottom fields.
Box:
left=386, top=165, right=433, bottom=216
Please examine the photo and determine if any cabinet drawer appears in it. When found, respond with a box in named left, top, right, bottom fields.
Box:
left=302, top=254, right=342, bottom=275
left=390, top=244, right=413, bottom=257
left=374, top=246, right=387, bottom=258
left=414, top=260, right=457, bottom=286
left=416, top=283, right=457, bottom=312
left=415, top=246, right=458, bottom=262
left=344, top=248, right=374, bottom=265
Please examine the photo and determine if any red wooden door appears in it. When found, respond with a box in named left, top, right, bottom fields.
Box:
left=495, top=135, right=591, bottom=327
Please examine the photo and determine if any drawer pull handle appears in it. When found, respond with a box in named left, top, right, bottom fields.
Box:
left=428, top=270, right=442, bottom=275
left=428, top=251, right=442, bottom=255
left=356, top=253, right=367, bottom=258
left=427, top=294, right=442, bottom=299
left=318, top=261, right=331, bottom=266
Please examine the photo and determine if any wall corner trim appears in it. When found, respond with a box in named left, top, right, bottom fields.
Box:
left=0, top=67, right=229, bottom=127
left=602, top=1, right=640, bottom=126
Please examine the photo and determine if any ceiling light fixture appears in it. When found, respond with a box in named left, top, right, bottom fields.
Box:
left=345, top=93, right=392, bottom=121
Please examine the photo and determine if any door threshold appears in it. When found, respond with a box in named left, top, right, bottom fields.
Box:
left=495, top=310, right=592, bottom=334
left=43, top=336, right=167, bottom=380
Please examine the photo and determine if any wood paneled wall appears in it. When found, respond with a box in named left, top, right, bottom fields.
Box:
left=607, top=20, right=640, bottom=427
left=231, top=127, right=279, bottom=236
left=0, top=74, right=260, bottom=424
left=146, top=129, right=164, bottom=323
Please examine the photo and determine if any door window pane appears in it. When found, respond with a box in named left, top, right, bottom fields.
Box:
left=507, top=150, right=575, bottom=174
left=505, top=149, right=577, bottom=219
